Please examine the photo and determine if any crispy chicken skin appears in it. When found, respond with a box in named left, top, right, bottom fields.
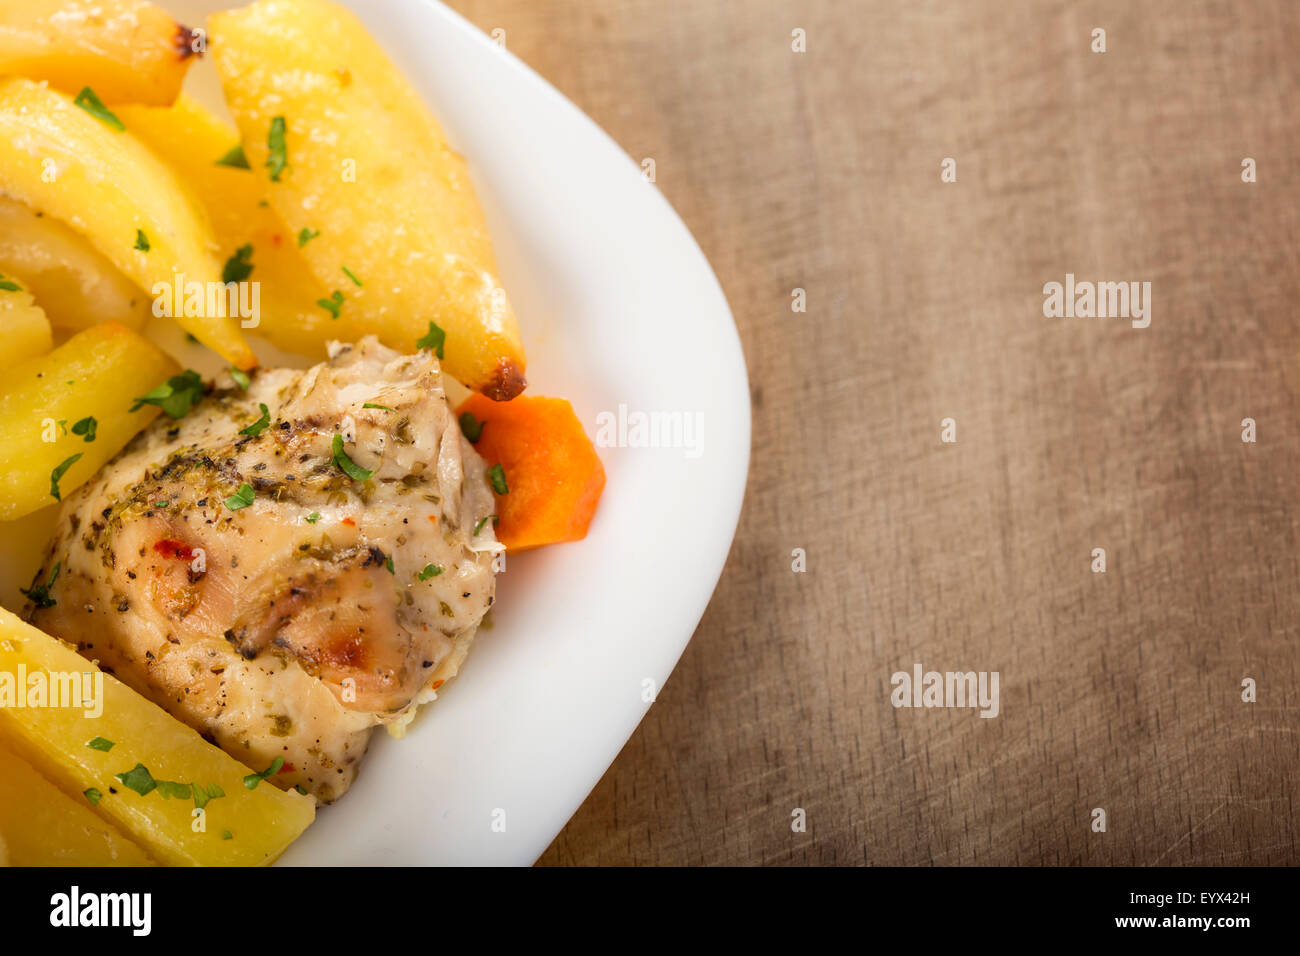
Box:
left=27, top=337, right=502, bottom=801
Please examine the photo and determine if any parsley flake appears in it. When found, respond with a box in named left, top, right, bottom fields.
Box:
left=84, top=788, right=102, bottom=806
left=244, top=756, right=284, bottom=790
left=134, top=229, right=150, bottom=252
left=416, top=321, right=445, bottom=359
left=215, top=144, right=250, bottom=169
left=317, top=290, right=344, bottom=318
left=266, top=116, right=289, bottom=181
left=70, top=416, right=97, bottom=442
left=239, top=402, right=271, bottom=437
left=222, top=244, right=254, bottom=284
left=297, top=227, right=320, bottom=247
left=458, top=412, right=484, bottom=442
left=20, top=562, right=60, bottom=609
left=331, top=433, right=373, bottom=481
left=86, top=737, right=115, bottom=752
left=50, top=453, right=82, bottom=500
left=224, top=482, right=256, bottom=511
left=131, top=370, right=205, bottom=419
left=417, top=564, right=444, bottom=581
left=487, top=463, right=509, bottom=495
left=73, top=87, right=124, bottom=131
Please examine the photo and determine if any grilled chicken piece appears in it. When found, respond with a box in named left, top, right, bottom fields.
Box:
left=27, top=337, right=502, bottom=802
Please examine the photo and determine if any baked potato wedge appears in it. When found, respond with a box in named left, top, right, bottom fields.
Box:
left=0, top=741, right=154, bottom=865
left=0, top=322, right=177, bottom=521
left=0, top=195, right=150, bottom=331
left=0, top=0, right=198, bottom=106
left=0, top=280, right=54, bottom=363
left=0, top=607, right=316, bottom=865
left=117, top=95, right=340, bottom=356
left=210, top=0, right=526, bottom=397
left=0, top=77, right=256, bottom=368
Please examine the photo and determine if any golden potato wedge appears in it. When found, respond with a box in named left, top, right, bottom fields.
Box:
left=0, top=77, right=256, bottom=368
left=0, top=280, right=54, bottom=362
left=118, top=95, right=341, bottom=356
left=0, top=322, right=178, bottom=521
left=0, top=607, right=316, bottom=865
left=0, top=0, right=198, bottom=106
left=0, top=741, right=155, bottom=865
left=210, top=0, right=526, bottom=397
left=0, top=195, right=149, bottom=331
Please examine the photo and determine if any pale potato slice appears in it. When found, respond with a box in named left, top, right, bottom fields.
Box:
left=117, top=95, right=342, bottom=356
left=0, top=607, right=316, bottom=865
left=0, top=77, right=256, bottom=368
left=0, top=195, right=149, bottom=331
left=0, top=741, right=155, bottom=865
left=0, top=0, right=197, bottom=106
left=210, top=0, right=526, bottom=397
left=0, top=280, right=54, bottom=362
left=0, top=322, right=177, bottom=521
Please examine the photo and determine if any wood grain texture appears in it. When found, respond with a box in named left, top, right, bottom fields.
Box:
left=446, top=0, right=1300, bottom=865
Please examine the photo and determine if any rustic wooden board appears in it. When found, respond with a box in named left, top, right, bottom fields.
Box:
left=448, top=0, right=1300, bottom=865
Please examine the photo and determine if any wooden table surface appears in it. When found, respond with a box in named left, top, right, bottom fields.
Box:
left=448, top=0, right=1300, bottom=865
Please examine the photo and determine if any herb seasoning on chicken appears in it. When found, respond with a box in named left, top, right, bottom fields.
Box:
left=25, top=337, right=503, bottom=802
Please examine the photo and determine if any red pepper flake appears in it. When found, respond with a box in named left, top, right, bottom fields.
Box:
left=153, top=539, right=194, bottom=561
left=341, top=516, right=356, bottom=527
left=278, top=762, right=296, bottom=774
left=427, top=514, right=438, bottom=524
left=431, top=680, right=445, bottom=690
left=271, top=233, right=283, bottom=247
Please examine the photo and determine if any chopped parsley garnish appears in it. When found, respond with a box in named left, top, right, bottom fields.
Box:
left=295, top=785, right=309, bottom=796
left=222, top=830, right=233, bottom=840
left=224, top=482, right=256, bottom=511
left=305, top=511, right=320, bottom=524
left=153, top=500, right=169, bottom=508
left=222, top=244, right=255, bottom=284
left=20, top=562, right=60, bottom=609
left=416, top=321, right=445, bottom=359
left=239, top=402, right=271, bottom=437
left=155, top=779, right=194, bottom=800
left=472, top=514, right=497, bottom=536
left=131, top=369, right=205, bottom=419
left=243, top=756, right=284, bottom=790
left=266, top=116, right=289, bottom=181
left=487, top=463, right=509, bottom=495
left=0, top=274, right=20, bottom=292
left=115, top=763, right=157, bottom=796
left=385, top=555, right=395, bottom=574
left=317, top=290, right=344, bottom=318
left=193, top=783, right=226, bottom=810
left=362, top=402, right=393, bottom=411
left=229, top=367, right=251, bottom=390
left=331, top=433, right=373, bottom=481
left=134, top=229, right=150, bottom=252
left=50, top=453, right=82, bottom=501
left=458, top=412, right=484, bottom=442
left=342, top=266, right=363, bottom=287
left=86, top=737, right=115, bottom=752
left=84, top=788, right=102, bottom=806
left=73, top=87, right=124, bottom=131
left=417, top=564, right=444, bottom=581
left=215, top=144, right=250, bottom=169
left=297, top=227, right=320, bottom=247
left=70, top=416, right=97, bottom=442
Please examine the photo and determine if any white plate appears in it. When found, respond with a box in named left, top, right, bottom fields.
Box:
left=0, top=0, right=749, bottom=864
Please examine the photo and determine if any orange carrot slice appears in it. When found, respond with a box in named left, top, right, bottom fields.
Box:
left=456, top=394, right=606, bottom=551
